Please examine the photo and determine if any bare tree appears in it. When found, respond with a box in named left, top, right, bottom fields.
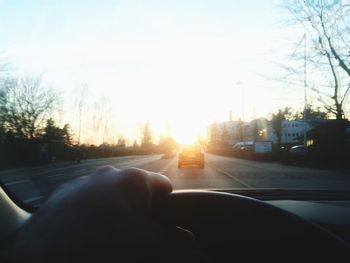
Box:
left=90, top=97, right=115, bottom=145
left=74, top=83, right=89, bottom=144
left=0, top=77, right=58, bottom=139
left=293, top=103, right=329, bottom=120
left=0, top=57, right=11, bottom=142
left=141, top=122, right=153, bottom=151
left=282, top=0, right=350, bottom=119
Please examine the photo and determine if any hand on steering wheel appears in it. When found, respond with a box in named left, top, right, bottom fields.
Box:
left=4, top=167, right=197, bottom=263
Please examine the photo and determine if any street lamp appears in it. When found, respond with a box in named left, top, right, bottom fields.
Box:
left=236, top=81, right=245, bottom=142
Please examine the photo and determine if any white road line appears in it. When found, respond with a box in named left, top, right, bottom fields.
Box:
left=213, top=167, right=252, bottom=188
left=158, top=158, right=177, bottom=174
left=47, top=173, right=65, bottom=178
left=117, top=156, right=160, bottom=169
left=5, top=179, right=31, bottom=186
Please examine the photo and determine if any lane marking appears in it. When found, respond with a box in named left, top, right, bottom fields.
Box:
left=158, top=158, right=177, bottom=174
left=212, top=167, right=252, bottom=188
left=5, top=179, right=31, bottom=186
left=117, top=156, right=161, bottom=169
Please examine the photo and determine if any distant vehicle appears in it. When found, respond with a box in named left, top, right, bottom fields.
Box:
left=178, top=144, right=204, bottom=168
left=232, top=141, right=255, bottom=152
left=288, top=145, right=309, bottom=164
left=162, top=150, right=176, bottom=159
left=233, top=141, right=272, bottom=154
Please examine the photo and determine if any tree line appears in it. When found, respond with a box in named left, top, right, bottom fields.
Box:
left=0, top=75, right=176, bottom=166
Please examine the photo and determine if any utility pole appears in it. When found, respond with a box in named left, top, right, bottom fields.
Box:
left=236, top=81, right=245, bottom=142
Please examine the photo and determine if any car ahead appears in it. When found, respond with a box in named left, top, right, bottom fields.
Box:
left=178, top=144, right=204, bottom=168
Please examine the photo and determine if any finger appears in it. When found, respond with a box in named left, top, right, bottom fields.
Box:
left=118, top=167, right=172, bottom=196
left=146, top=171, right=173, bottom=197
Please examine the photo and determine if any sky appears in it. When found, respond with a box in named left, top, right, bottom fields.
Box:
left=0, top=0, right=308, bottom=144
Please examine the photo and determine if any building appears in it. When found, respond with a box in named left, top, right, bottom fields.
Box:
left=207, top=118, right=277, bottom=146
left=207, top=118, right=314, bottom=147
left=207, top=121, right=242, bottom=146
left=244, top=118, right=277, bottom=143
left=281, top=120, right=314, bottom=144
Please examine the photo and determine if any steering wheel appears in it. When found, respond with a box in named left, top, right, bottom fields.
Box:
left=154, top=190, right=350, bottom=262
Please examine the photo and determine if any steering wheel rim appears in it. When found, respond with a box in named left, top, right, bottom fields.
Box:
left=154, top=190, right=350, bottom=262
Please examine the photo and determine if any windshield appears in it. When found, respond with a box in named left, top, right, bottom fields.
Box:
left=0, top=0, right=349, bottom=207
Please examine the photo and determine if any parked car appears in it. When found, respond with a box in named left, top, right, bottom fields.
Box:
left=232, top=141, right=255, bottom=156
left=178, top=144, right=204, bottom=168
left=287, top=145, right=309, bottom=164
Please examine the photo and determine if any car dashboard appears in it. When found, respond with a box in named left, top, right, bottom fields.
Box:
left=214, top=189, right=350, bottom=244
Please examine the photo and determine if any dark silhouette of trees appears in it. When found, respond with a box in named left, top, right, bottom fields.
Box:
left=271, top=107, right=293, bottom=146
left=158, top=135, right=176, bottom=154
left=220, top=124, right=230, bottom=148
left=132, top=140, right=139, bottom=150
left=43, top=118, right=73, bottom=145
left=0, top=77, right=58, bottom=139
left=283, top=0, right=350, bottom=119
left=294, top=104, right=329, bottom=121
left=208, top=123, right=219, bottom=151
left=117, top=136, right=126, bottom=150
left=236, top=119, right=244, bottom=142
left=141, top=122, right=153, bottom=152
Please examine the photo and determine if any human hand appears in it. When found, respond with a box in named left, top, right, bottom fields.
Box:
left=5, top=166, right=195, bottom=263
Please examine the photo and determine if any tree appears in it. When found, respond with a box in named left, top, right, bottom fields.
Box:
left=43, top=119, right=73, bottom=145
left=43, top=119, right=63, bottom=141
left=208, top=123, right=219, bottom=151
left=89, top=96, right=115, bottom=145
left=0, top=89, right=5, bottom=143
left=62, top=124, right=73, bottom=145
left=117, top=136, right=126, bottom=150
left=283, top=0, right=350, bottom=119
left=271, top=107, right=293, bottom=146
left=132, top=140, right=139, bottom=150
left=196, top=135, right=207, bottom=149
left=236, top=119, right=244, bottom=142
left=158, top=135, right=176, bottom=154
left=0, top=77, right=58, bottom=139
left=220, top=124, right=230, bottom=148
left=141, top=122, right=153, bottom=151
left=294, top=104, right=329, bottom=120
left=74, top=83, right=88, bottom=145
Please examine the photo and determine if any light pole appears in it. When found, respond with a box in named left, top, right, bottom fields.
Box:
left=236, top=81, right=245, bottom=142
left=303, top=33, right=307, bottom=146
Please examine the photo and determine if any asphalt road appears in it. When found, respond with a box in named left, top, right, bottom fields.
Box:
left=0, top=154, right=349, bottom=206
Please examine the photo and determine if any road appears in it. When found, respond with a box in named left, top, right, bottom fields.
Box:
left=0, top=154, right=349, bottom=206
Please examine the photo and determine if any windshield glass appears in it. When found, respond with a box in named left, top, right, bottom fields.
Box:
left=0, top=0, right=349, bottom=207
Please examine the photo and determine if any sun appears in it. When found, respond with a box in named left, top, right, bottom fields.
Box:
left=173, top=129, right=197, bottom=145
left=170, top=118, right=206, bottom=145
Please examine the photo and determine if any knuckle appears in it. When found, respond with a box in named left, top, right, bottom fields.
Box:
left=95, top=165, right=117, bottom=175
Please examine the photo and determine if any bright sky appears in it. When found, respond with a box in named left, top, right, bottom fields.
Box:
left=0, top=0, right=307, bottom=144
